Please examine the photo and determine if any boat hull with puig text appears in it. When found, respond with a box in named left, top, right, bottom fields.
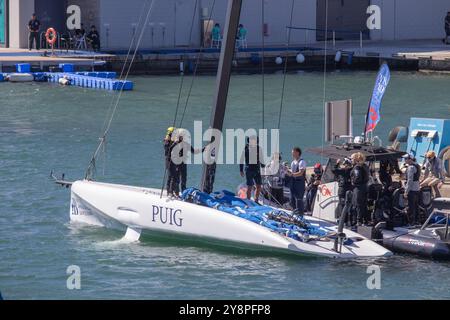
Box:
left=70, top=180, right=392, bottom=259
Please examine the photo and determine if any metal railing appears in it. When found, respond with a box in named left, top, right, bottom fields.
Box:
left=286, top=26, right=370, bottom=51
left=39, top=30, right=88, bottom=54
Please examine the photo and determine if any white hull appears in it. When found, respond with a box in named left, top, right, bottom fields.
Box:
left=70, top=180, right=392, bottom=259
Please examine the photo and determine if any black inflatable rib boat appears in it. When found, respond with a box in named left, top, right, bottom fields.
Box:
left=380, top=198, right=450, bottom=260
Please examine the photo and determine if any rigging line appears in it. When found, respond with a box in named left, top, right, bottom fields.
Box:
left=261, top=0, right=265, bottom=130
left=85, top=0, right=156, bottom=179
left=103, top=0, right=155, bottom=138
left=99, top=0, right=150, bottom=136
left=171, top=0, right=199, bottom=127
left=178, top=0, right=218, bottom=127
left=163, top=0, right=217, bottom=197
left=161, top=0, right=202, bottom=198
left=277, top=0, right=295, bottom=130
left=320, top=0, right=329, bottom=165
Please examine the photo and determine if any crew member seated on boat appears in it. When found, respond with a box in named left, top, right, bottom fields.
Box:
left=87, top=25, right=101, bottom=52
left=264, top=152, right=286, bottom=204
left=240, top=136, right=265, bottom=203
left=402, top=154, right=421, bottom=225
left=421, top=151, right=445, bottom=198
left=332, top=158, right=353, bottom=219
left=305, top=163, right=323, bottom=212
left=171, top=128, right=204, bottom=193
left=286, top=147, right=307, bottom=214
left=379, top=158, right=402, bottom=189
left=350, top=152, right=370, bottom=226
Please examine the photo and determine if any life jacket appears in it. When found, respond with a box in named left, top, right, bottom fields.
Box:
left=291, top=158, right=306, bottom=181
left=351, top=164, right=369, bottom=187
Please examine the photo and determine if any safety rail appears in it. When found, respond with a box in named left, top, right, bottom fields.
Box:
left=39, top=30, right=87, bottom=54
left=286, top=26, right=370, bottom=50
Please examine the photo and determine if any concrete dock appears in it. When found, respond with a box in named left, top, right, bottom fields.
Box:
left=0, top=48, right=113, bottom=72
left=2, top=39, right=450, bottom=74
left=323, top=39, right=450, bottom=72
left=101, top=39, right=450, bottom=75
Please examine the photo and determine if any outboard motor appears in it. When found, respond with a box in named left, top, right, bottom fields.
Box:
left=390, top=187, right=407, bottom=228
left=368, top=182, right=384, bottom=223
left=418, top=186, right=433, bottom=223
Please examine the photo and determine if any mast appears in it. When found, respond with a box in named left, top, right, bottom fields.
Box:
left=201, top=0, right=242, bottom=193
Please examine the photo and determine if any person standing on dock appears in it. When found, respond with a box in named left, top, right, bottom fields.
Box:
left=403, top=154, right=421, bottom=225
left=236, top=24, right=247, bottom=48
left=350, top=152, right=370, bottom=226
left=28, top=13, right=41, bottom=51
left=421, top=151, right=445, bottom=198
left=237, top=24, right=247, bottom=40
left=444, top=12, right=450, bottom=44
left=286, top=147, right=306, bottom=214
left=211, top=23, right=221, bottom=48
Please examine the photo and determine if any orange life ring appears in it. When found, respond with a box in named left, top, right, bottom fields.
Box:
left=45, top=28, right=57, bottom=45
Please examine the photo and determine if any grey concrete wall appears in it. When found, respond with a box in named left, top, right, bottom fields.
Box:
left=371, top=0, right=450, bottom=40
left=69, top=0, right=100, bottom=31
left=7, top=1, right=450, bottom=50
left=34, top=0, right=66, bottom=32
left=97, top=0, right=316, bottom=50
left=8, top=0, right=34, bottom=48
left=317, top=0, right=370, bottom=40
left=99, top=0, right=200, bottom=49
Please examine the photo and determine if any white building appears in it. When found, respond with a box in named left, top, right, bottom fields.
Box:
left=2, top=0, right=450, bottom=50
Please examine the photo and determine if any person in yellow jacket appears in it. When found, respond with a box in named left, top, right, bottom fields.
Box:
left=164, top=127, right=176, bottom=196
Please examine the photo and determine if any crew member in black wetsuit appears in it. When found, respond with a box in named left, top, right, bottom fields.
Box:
left=170, top=129, right=204, bottom=194
left=403, top=154, right=421, bottom=225
left=240, top=136, right=265, bottom=203
left=164, top=127, right=177, bottom=196
left=350, top=152, right=370, bottom=226
left=305, top=163, right=323, bottom=212
left=332, top=157, right=353, bottom=221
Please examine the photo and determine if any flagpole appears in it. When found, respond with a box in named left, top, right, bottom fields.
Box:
left=363, top=98, right=372, bottom=142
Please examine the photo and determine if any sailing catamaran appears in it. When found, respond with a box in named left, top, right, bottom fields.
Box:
left=57, top=0, right=392, bottom=259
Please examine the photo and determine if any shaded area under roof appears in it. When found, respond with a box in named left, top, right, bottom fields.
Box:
left=307, top=144, right=406, bottom=162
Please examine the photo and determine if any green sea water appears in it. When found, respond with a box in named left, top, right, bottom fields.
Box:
left=0, top=71, right=449, bottom=299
